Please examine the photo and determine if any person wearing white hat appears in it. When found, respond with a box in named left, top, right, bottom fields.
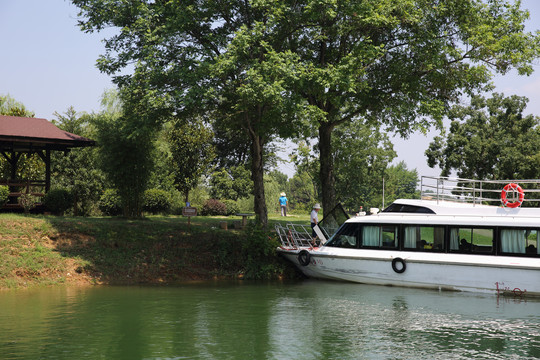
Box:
left=279, top=192, right=288, bottom=216
left=311, top=203, right=321, bottom=243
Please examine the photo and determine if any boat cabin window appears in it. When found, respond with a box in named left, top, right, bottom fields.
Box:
left=449, top=227, right=494, bottom=254
left=403, top=226, right=445, bottom=251
left=326, top=224, right=359, bottom=248
left=500, top=229, right=540, bottom=255
left=361, top=225, right=398, bottom=249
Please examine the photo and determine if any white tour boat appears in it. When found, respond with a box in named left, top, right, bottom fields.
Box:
left=276, top=177, right=540, bottom=297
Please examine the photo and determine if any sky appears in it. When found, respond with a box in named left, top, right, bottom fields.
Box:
left=1, top=0, right=540, bottom=179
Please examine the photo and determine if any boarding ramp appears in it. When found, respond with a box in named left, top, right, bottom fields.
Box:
left=276, top=203, right=350, bottom=249
left=275, top=223, right=315, bottom=249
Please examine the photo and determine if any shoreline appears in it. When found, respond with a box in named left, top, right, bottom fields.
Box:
left=0, top=214, right=302, bottom=290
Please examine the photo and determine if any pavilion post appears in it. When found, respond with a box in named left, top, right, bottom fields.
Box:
left=45, top=149, right=51, bottom=193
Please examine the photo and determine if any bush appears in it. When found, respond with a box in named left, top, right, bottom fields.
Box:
left=222, top=199, right=239, bottom=216
left=42, top=188, right=73, bottom=215
left=18, top=194, right=37, bottom=214
left=98, top=189, right=123, bottom=216
left=241, top=225, right=283, bottom=280
left=143, top=189, right=171, bottom=214
left=201, top=199, right=227, bottom=216
left=0, top=185, right=8, bottom=207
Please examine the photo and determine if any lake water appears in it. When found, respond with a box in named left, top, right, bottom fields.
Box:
left=1, top=280, right=539, bottom=359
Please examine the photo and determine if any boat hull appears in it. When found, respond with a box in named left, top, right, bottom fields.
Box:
left=278, top=248, right=540, bottom=297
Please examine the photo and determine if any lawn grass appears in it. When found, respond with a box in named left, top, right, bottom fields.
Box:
left=0, top=213, right=303, bottom=290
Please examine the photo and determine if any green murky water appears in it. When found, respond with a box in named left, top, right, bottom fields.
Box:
left=1, top=280, right=539, bottom=359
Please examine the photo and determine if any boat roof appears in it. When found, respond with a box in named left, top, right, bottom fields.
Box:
left=390, top=198, right=506, bottom=215
left=346, top=198, right=540, bottom=228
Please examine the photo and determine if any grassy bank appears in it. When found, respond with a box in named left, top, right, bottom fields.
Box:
left=0, top=213, right=309, bottom=290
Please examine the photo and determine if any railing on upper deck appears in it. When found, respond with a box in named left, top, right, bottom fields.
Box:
left=420, top=176, right=540, bottom=206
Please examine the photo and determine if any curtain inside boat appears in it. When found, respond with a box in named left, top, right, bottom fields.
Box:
left=404, top=226, right=417, bottom=249
left=500, top=229, right=526, bottom=254
left=449, top=228, right=459, bottom=251
left=362, top=226, right=381, bottom=246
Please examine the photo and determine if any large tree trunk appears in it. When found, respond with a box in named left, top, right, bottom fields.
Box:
left=319, top=121, right=336, bottom=215
left=248, top=128, right=268, bottom=228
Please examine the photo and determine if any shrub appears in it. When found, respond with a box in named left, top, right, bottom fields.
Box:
left=222, top=199, right=239, bottom=216
left=98, top=189, right=123, bottom=216
left=18, top=194, right=37, bottom=214
left=42, top=188, right=73, bottom=215
left=0, top=185, right=8, bottom=206
left=143, top=189, right=171, bottom=214
left=201, top=199, right=227, bottom=216
left=241, top=225, right=284, bottom=280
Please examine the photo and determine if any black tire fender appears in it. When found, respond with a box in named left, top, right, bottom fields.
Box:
left=298, top=250, right=311, bottom=266
left=392, top=257, right=406, bottom=273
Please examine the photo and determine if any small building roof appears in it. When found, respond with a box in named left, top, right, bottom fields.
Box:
left=0, top=115, right=95, bottom=152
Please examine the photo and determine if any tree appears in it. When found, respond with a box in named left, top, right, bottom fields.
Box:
left=73, top=0, right=540, bottom=223
left=284, top=0, right=540, bottom=214
left=382, top=162, right=419, bottom=206
left=51, top=107, right=105, bottom=215
left=0, top=95, right=34, bottom=117
left=332, top=119, right=396, bottom=211
left=167, top=118, right=216, bottom=203
left=290, top=140, right=320, bottom=201
left=210, top=165, right=252, bottom=201
left=73, top=0, right=305, bottom=227
left=288, top=170, right=316, bottom=212
left=93, top=91, right=155, bottom=218
left=425, top=93, right=540, bottom=181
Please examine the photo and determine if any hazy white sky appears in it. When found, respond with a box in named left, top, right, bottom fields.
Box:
left=1, top=0, right=539, bottom=179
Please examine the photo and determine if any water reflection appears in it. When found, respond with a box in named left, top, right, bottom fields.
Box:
left=0, top=281, right=539, bottom=359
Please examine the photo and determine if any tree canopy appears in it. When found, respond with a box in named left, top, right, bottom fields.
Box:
left=282, top=0, right=540, bottom=212
left=73, top=0, right=540, bottom=223
left=426, top=93, right=540, bottom=180
left=167, top=118, right=215, bottom=203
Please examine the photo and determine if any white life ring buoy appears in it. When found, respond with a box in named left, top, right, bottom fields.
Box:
left=501, top=183, right=524, bottom=208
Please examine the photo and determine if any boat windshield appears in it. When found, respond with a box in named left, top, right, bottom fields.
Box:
left=325, top=223, right=359, bottom=248
left=317, top=203, right=350, bottom=243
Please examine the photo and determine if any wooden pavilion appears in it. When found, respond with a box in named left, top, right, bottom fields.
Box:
left=0, top=115, right=95, bottom=208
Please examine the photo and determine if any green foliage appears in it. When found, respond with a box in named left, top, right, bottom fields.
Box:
left=73, top=0, right=540, bottom=223
left=288, top=171, right=316, bottom=212
left=426, top=93, right=540, bottom=181
left=98, top=189, right=122, bottom=216
left=93, top=96, right=155, bottom=218
left=264, top=174, right=281, bottom=215
left=18, top=194, right=37, bottom=214
left=382, top=162, right=420, bottom=204
left=0, top=94, right=34, bottom=117
left=167, top=118, right=216, bottom=202
left=210, top=166, right=253, bottom=201
left=241, top=225, right=282, bottom=280
left=42, top=188, right=73, bottom=215
left=143, top=189, right=171, bottom=214
left=332, top=119, right=396, bottom=210
left=51, top=108, right=105, bottom=216
left=201, top=199, right=227, bottom=216
left=0, top=186, right=8, bottom=207
left=222, top=199, right=239, bottom=216
left=236, top=196, right=254, bottom=213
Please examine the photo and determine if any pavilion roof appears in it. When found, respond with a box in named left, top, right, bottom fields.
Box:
left=0, top=115, right=95, bottom=152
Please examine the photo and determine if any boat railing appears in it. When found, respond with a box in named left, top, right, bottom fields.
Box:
left=421, top=176, right=540, bottom=205
left=275, top=223, right=314, bottom=249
